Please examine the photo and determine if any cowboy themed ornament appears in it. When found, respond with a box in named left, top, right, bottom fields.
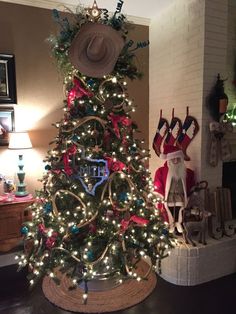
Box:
left=176, top=108, right=199, bottom=161
left=87, top=0, right=102, bottom=21
left=69, top=21, right=124, bottom=78
left=152, top=110, right=169, bottom=157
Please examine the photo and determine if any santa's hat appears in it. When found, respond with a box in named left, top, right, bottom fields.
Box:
left=160, top=144, right=184, bottom=160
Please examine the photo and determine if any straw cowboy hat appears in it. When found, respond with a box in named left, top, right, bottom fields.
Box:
left=69, top=22, right=124, bottom=78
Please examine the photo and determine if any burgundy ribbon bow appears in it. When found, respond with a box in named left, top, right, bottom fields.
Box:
left=38, top=223, right=47, bottom=234
left=45, top=232, right=58, bottom=249
left=105, top=156, right=126, bottom=172
left=121, top=215, right=149, bottom=233
left=62, top=144, right=77, bottom=175
left=108, top=113, right=132, bottom=138
left=67, top=77, right=93, bottom=108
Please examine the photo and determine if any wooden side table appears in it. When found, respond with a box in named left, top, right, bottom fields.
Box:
left=0, top=197, right=34, bottom=252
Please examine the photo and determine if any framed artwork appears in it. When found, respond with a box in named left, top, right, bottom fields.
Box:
left=0, top=54, right=17, bottom=104
left=0, top=108, right=15, bottom=146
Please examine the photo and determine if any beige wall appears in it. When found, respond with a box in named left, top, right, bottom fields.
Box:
left=0, top=2, right=149, bottom=195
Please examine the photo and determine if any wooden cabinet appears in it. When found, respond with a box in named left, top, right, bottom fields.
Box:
left=0, top=199, right=34, bottom=252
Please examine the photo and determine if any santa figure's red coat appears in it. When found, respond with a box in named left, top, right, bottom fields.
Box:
left=154, top=161, right=195, bottom=228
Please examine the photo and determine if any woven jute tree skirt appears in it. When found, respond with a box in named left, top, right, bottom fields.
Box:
left=42, top=260, right=157, bottom=313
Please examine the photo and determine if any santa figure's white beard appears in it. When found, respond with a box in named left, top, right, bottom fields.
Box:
left=167, top=159, right=186, bottom=181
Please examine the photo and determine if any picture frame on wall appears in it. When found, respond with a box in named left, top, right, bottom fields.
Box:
left=0, top=54, right=17, bottom=104
left=0, top=107, right=14, bottom=146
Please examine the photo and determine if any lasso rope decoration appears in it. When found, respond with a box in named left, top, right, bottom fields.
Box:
left=121, top=239, right=152, bottom=280
left=52, top=190, right=98, bottom=229
left=60, top=116, right=107, bottom=133
left=52, top=241, right=112, bottom=267
left=98, top=77, right=126, bottom=111
left=101, top=171, right=137, bottom=212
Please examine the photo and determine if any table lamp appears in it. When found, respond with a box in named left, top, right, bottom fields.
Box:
left=8, top=131, right=32, bottom=197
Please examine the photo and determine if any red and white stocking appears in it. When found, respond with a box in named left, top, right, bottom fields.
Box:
left=165, top=116, right=182, bottom=146
left=177, top=115, right=199, bottom=161
left=153, top=111, right=169, bottom=157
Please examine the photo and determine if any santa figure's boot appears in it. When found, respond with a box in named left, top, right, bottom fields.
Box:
left=153, top=111, right=169, bottom=156
left=165, top=116, right=182, bottom=146
left=176, top=115, right=199, bottom=161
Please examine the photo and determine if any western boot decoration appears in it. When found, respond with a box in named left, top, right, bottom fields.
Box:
left=153, top=109, right=169, bottom=157
left=176, top=107, right=199, bottom=161
left=164, top=108, right=182, bottom=146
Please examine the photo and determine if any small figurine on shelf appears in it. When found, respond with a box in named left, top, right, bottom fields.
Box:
left=0, top=174, right=15, bottom=201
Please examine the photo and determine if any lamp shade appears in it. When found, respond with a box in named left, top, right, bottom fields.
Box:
left=8, top=131, right=32, bottom=149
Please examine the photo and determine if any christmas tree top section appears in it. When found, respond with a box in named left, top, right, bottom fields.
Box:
left=49, top=0, right=148, bottom=82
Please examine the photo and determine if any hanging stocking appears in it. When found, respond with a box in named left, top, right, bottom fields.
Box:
left=152, top=110, right=169, bottom=157
left=164, top=109, right=182, bottom=146
left=176, top=107, right=199, bottom=161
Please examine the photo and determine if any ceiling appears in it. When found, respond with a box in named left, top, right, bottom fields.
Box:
left=0, top=0, right=175, bottom=25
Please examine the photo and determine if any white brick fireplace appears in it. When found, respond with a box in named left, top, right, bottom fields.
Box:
left=149, top=0, right=236, bottom=285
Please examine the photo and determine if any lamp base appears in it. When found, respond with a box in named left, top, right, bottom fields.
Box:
left=15, top=183, right=29, bottom=197
left=15, top=191, right=29, bottom=197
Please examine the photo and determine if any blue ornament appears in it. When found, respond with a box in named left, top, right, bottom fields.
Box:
left=118, top=192, right=128, bottom=202
left=87, top=250, right=94, bottom=261
left=129, top=146, right=137, bottom=154
left=45, top=164, right=51, bottom=171
left=21, top=226, right=29, bottom=235
left=72, top=135, right=79, bottom=142
left=136, top=199, right=144, bottom=206
left=87, top=79, right=95, bottom=87
left=43, top=202, right=52, bottom=213
left=52, top=9, right=60, bottom=19
left=162, top=228, right=169, bottom=236
left=85, top=106, right=95, bottom=115
left=71, top=225, right=80, bottom=234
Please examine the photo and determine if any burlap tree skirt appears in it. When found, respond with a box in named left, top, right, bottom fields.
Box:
left=42, top=260, right=157, bottom=313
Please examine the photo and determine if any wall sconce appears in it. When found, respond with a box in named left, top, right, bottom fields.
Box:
left=8, top=131, right=32, bottom=197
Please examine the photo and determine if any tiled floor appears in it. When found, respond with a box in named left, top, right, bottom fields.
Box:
left=0, top=263, right=235, bottom=314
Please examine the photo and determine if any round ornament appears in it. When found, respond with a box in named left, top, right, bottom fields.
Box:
left=71, top=225, right=80, bottom=234
left=21, top=226, right=29, bottom=235
left=43, top=202, right=52, bottom=213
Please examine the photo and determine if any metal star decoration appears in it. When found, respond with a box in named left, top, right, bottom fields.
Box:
left=86, top=0, right=102, bottom=22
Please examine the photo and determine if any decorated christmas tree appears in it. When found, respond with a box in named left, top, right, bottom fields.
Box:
left=17, top=0, right=175, bottom=302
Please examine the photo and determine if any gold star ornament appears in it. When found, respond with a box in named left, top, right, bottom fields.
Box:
left=87, top=0, right=102, bottom=22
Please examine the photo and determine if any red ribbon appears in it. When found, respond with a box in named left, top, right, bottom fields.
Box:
left=38, top=223, right=46, bottom=234
left=62, top=144, right=77, bottom=175
left=120, top=215, right=149, bottom=232
left=105, top=156, right=126, bottom=172
left=45, top=232, right=58, bottom=249
left=67, top=77, right=93, bottom=108
left=108, top=113, right=132, bottom=138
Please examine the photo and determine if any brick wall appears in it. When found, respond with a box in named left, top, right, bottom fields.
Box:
left=149, top=0, right=205, bottom=181
left=149, top=0, right=229, bottom=189
left=202, top=0, right=228, bottom=188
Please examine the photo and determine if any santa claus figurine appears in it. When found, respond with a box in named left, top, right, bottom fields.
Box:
left=154, top=144, right=196, bottom=234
